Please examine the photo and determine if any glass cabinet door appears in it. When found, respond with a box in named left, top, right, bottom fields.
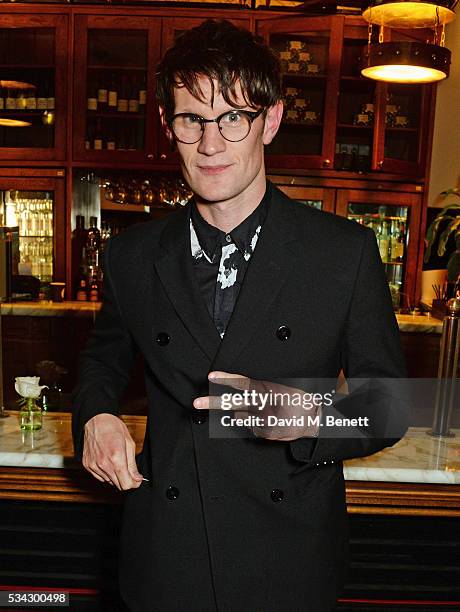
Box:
left=0, top=15, right=67, bottom=161
left=258, top=16, right=342, bottom=170
left=335, top=21, right=377, bottom=173
left=73, top=16, right=159, bottom=163
left=336, top=189, right=421, bottom=308
left=268, top=179, right=335, bottom=213
left=0, top=175, right=66, bottom=299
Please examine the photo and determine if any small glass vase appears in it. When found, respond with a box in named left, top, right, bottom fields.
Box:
left=19, top=397, right=43, bottom=431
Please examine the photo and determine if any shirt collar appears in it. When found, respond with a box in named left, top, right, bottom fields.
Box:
left=190, top=182, right=270, bottom=263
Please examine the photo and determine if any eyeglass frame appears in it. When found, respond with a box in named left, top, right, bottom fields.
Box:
left=167, top=108, right=266, bottom=144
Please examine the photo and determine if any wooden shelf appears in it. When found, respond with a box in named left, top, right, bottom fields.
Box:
left=87, top=111, right=145, bottom=119
left=282, top=72, right=326, bottom=80
left=386, top=127, right=418, bottom=132
left=282, top=121, right=323, bottom=127
left=101, top=202, right=151, bottom=212
left=337, top=123, right=373, bottom=129
left=87, top=64, right=146, bottom=71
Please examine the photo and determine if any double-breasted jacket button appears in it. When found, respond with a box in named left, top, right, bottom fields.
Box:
left=191, top=409, right=208, bottom=425
left=166, top=485, right=180, bottom=500
left=276, top=325, right=291, bottom=341
left=156, top=332, right=171, bottom=346
left=270, top=488, right=284, bottom=502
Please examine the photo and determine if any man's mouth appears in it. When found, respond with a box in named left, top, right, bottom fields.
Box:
left=197, top=165, right=232, bottom=175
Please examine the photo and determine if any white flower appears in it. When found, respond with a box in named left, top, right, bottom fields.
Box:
left=15, top=376, right=48, bottom=399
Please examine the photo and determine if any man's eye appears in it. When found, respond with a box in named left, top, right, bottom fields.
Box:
left=222, top=112, right=242, bottom=124
left=184, top=115, right=201, bottom=125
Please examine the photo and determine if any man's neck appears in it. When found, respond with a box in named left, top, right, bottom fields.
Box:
left=194, top=174, right=267, bottom=234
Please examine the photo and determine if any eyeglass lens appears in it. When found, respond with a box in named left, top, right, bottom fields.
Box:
left=172, top=111, right=252, bottom=143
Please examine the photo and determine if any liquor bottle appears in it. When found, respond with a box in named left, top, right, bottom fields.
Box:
left=117, top=75, right=128, bottom=112
left=87, top=80, right=98, bottom=112
left=106, top=131, right=116, bottom=150
left=25, top=84, right=37, bottom=110
left=87, top=270, right=100, bottom=302
left=138, top=74, right=147, bottom=110
left=0, top=87, right=4, bottom=111
left=76, top=277, right=88, bottom=301
left=85, top=216, right=101, bottom=268
left=108, top=74, right=118, bottom=110
left=6, top=88, right=16, bottom=110
left=46, top=79, right=55, bottom=110
left=16, top=89, right=27, bottom=110
left=93, top=119, right=103, bottom=150
left=128, top=77, right=139, bottom=113
left=395, top=223, right=405, bottom=262
left=97, top=75, right=108, bottom=111
left=37, top=82, right=48, bottom=110
left=378, top=222, right=390, bottom=263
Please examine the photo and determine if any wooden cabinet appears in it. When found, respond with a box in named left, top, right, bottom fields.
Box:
left=0, top=13, right=68, bottom=161
left=258, top=15, right=435, bottom=178
left=73, top=15, right=160, bottom=164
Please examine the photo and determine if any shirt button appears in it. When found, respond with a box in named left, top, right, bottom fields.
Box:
left=276, top=325, right=291, bottom=341
left=156, top=332, right=171, bottom=346
left=225, top=234, right=232, bottom=243
left=166, top=486, right=180, bottom=500
left=270, top=488, right=284, bottom=502
left=192, top=410, right=208, bottom=425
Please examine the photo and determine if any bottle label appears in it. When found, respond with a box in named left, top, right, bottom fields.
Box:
left=47, top=97, right=55, bottom=110
left=108, top=91, right=117, bottom=107
left=6, top=97, right=16, bottom=110
left=87, top=97, right=97, bottom=111
left=16, top=97, right=27, bottom=110
left=107, top=141, right=116, bottom=150
left=97, top=88, right=108, bottom=103
left=129, top=99, right=139, bottom=113
left=117, top=99, right=128, bottom=112
left=139, top=89, right=147, bottom=105
left=94, top=138, right=103, bottom=150
left=26, top=97, right=37, bottom=110
left=37, top=97, right=48, bottom=110
left=0, top=98, right=4, bottom=110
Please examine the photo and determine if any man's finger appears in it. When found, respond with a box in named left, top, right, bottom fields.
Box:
left=208, top=371, right=251, bottom=391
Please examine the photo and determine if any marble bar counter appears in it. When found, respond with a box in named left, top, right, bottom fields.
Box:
left=0, top=301, right=445, bottom=333
left=0, top=411, right=458, bottom=515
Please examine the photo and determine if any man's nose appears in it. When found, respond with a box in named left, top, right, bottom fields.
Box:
left=197, top=122, right=227, bottom=156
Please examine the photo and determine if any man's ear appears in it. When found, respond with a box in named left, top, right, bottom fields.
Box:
left=262, top=100, right=284, bottom=146
left=159, top=106, right=174, bottom=143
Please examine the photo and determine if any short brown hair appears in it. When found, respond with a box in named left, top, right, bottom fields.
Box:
left=156, top=19, right=282, bottom=119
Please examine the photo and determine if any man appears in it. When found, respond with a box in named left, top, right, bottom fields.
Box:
left=72, top=19, right=407, bottom=612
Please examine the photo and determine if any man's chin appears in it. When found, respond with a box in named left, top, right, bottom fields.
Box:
left=190, top=180, right=239, bottom=205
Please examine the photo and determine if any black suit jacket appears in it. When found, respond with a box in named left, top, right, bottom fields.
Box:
left=72, top=182, right=407, bottom=612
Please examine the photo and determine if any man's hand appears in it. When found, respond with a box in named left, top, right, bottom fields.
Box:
left=82, top=413, right=144, bottom=490
left=193, top=371, right=320, bottom=441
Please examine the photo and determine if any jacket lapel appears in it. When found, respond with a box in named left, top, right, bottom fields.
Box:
left=153, top=182, right=302, bottom=368
left=153, top=202, right=222, bottom=362
left=211, top=184, right=302, bottom=372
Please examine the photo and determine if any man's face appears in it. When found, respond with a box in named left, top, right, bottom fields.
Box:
left=161, top=76, right=282, bottom=205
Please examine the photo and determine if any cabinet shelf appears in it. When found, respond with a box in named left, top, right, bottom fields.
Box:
left=87, top=112, right=145, bottom=119
left=0, top=64, right=54, bottom=69
left=87, top=65, right=146, bottom=72
left=283, top=121, right=323, bottom=127
left=282, top=72, right=326, bottom=80
left=101, top=202, right=151, bottom=212
left=385, top=127, right=418, bottom=133
left=337, top=123, right=373, bottom=130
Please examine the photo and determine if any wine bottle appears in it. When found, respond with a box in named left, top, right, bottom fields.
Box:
left=16, top=89, right=27, bottom=110
left=108, top=73, right=117, bottom=109
left=87, top=78, right=98, bottom=112
left=117, top=75, right=128, bottom=112
left=93, top=118, right=103, bottom=150
left=37, top=82, right=47, bottom=110
left=378, top=222, right=390, bottom=263
left=46, top=79, right=55, bottom=110
left=6, top=88, right=16, bottom=110
left=106, top=131, right=116, bottom=150
left=76, top=278, right=88, bottom=301
left=26, top=84, right=37, bottom=110
left=97, top=74, right=108, bottom=111
left=128, top=76, right=139, bottom=113
left=139, top=74, right=147, bottom=109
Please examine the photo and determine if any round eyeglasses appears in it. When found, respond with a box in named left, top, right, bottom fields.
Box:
left=168, top=108, right=265, bottom=144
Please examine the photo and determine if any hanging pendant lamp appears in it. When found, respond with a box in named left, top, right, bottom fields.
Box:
left=362, top=40, right=451, bottom=83
left=362, top=0, right=456, bottom=29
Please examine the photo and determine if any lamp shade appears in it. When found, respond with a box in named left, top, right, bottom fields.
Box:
left=361, top=41, right=451, bottom=83
left=363, top=0, right=455, bottom=28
